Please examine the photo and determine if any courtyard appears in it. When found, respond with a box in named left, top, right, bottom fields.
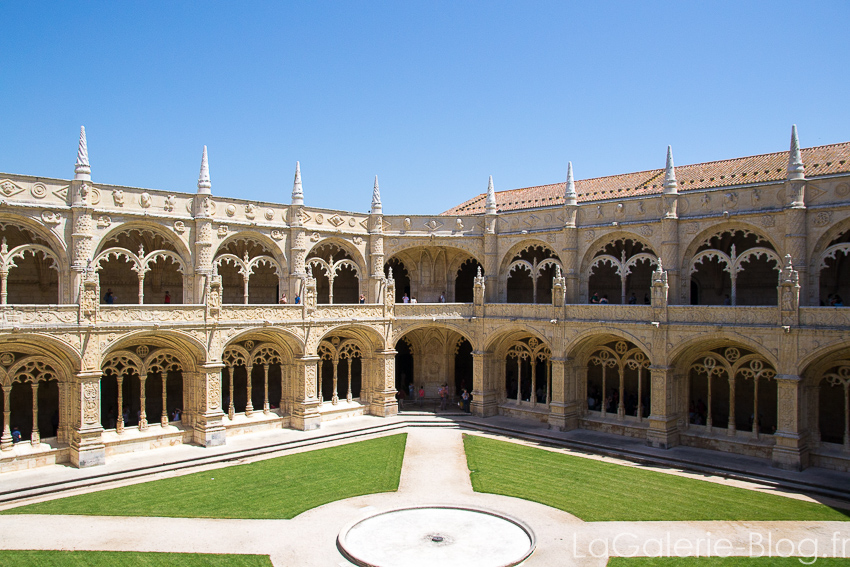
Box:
left=0, top=413, right=847, bottom=566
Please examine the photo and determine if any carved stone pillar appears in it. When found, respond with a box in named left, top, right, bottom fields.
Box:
left=69, top=370, right=105, bottom=468
left=1, top=385, right=12, bottom=450
left=193, top=197, right=215, bottom=304
left=192, top=365, right=226, bottom=447
left=290, top=355, right=321, bottom=431
left=660, top=217, right=679, bottom=305
left=368, top=217, right=385, bottom=304
left=784, top=188, right=808, bottom=306
left=772, top=374, right=809, bottom=471
left=548, top=357, right=578, bottom=431
left=370, top=349, right=398, bottom=417
left=471, top=351, right=498, bottom=417
left=69, top=182, right=95, bottom=304
left=647, top=365, right=679, bottom=449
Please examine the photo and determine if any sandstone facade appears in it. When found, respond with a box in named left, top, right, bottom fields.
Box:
left=0, top=127, right=848, bottom=473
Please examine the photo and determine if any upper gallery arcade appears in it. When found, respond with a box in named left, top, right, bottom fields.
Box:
left=0, top=125, right=848, bottom=475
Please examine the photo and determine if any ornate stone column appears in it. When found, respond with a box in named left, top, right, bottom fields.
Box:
left=192, top=364, right=226, bottom=447
left=660, top=146, right=681, bottom=305
left=368, top=176, right=385, bottom=304
left=369, top=349, right=398, bottom=417
left=290, top=355, right=321, bottom=430
left=1, top=384, right=12, bottom=450
left=547, top=356, right=578, bottom=431
left=784, top=126, right=809, bottom=305
left=483, top=176, right=500, bottom=303
left=69, top=370, right=105, bottom=468
left=646, top=365, right=680, bottom=449
left=471, top=351, right=498, bottom=417
left=772, top=374, right=809, bottom=470
left=562, top=162, right=580, bottom=303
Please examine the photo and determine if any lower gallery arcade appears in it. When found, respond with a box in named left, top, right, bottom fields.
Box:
left=1, top=127, right=849, bottom=476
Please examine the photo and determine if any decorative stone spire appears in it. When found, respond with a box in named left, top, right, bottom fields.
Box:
left=485, top=176, right=496, bottom=215
left=292, top=161, right=304, bottom=206
left=74, top=126, right=91, bottom=181
left=787, top=124, right=805, bottom=180
left=197, top=146, right=211, bottom=194
left=371, top=175, right=382, bottom=214
left=663, top=145, right=677, bottom=194
left=564, top=161, right=577, bottom=206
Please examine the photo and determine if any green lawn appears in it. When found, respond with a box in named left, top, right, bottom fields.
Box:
left=463, top=434, right=850, bottom=522
left=0, top=551, right=272, bottom=566
left=4, top=434, right=406, bottom=519
left=609, top=559, right=844, bottom=566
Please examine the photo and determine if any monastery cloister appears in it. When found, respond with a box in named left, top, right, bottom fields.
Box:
left=0, top=126, right=849, bottom=474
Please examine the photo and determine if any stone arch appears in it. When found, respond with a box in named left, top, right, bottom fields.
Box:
left=675, top=341, right=778, bottom=437
left=2, top=354, right=62, bottom=446
left=564, top=331, right=653, bottom=422
left=0, top=218, right=68, bottom=304
left=799, top=346, right=850, bottom=448
left=681, top=223, right=781, bottom=306
left=580, top=232, right=658, bottom=305
left=307, top=239, right=364, bottom=304
left=667, top=332, right=779, bottom=374
left=392, top=325, right=476, bottom=400
left=94, top=223, right=191, bottom=305
left=220, top=333, right=293, bottom=419
left=0, top=338, right=76, bottom=446
left=810, top=219, right=850, bottom=306
left=214, top=233, right=287, bottom=305
left=499, top=240, right=562, bottom=304
left=394, top=322, right=477, bottom=352
left=100, top=334, right=201, bottom=433
left=310, top=323, right=386, bottom=356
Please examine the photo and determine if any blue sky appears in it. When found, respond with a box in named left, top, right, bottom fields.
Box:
left=1, top=1, right=848, bottom=215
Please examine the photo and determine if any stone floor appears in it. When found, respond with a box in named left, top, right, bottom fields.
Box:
left=0, top=414, right=848, bottom=566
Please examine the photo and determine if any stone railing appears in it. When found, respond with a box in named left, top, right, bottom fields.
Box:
left=565, top=304, right=654, bottom=323
left=219, top=304, right=303, bottom=322
left=667, top=306, right=777, bottom=326
left=100, top=305, right=206, bottom=324
left=484, top=304, right=552, bottom=319
left=800, top=307, right=850, bottom=327
left=0, top=304, right=80, bottom=325
left=394, top=303, right=473, bottom=319
left=311, top=304, right=386, bottom=319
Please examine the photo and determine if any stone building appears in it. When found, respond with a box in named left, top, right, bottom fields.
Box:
left=0, top=126, right=848, bottom=474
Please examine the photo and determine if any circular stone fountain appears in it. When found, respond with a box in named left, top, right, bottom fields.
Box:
left=337, top=505, right=536, bottom=567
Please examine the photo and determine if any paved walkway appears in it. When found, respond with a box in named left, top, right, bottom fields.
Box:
left=0, top=422, right=849, bottom=565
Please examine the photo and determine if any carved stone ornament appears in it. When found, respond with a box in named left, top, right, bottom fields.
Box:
left=836, top=183, right=850, bottom=197
left=328, top=215, right=345, bottom=227
left=265, top=208, right=275, bottom=221
left=724, top=192, right=738, bottom=207
left=315, top=213, right=324, bottom=224
left=271, top=229, right=284, bottom=240
left=225, top=204, right=236, bottom=217
left=584, top=230, right=595, bottom=242
left=208, top=376, right=221, bottom=410
left=615, top=203, right=625, bottom=216
left=425, top=219, right=443, bottom=231
left=30, top=183, right=47, bottom=198
left=813, top=211, right=831, bottom=227
left=164, top=195, right=177, bottom=212
left=218, top=225, right=229, bottom=238
left=348, top=217, right=356, bottom=227
left=403, top=218, right=411, bottom=231
left=596, top=205, right=603, bottom=219
left=760, top=215, right=775, bottom=228
left=113, top=189, right=125, bottom=206
left=311, top=232, right=320, bottom=242
left=173, top=220, right=186, bottom=234
left=140, top=192, right=152, bottom=208
left=41, top=210, right=62, bottom=225
left=639, top=225, right=653, bottom=237
left=245, top=204, right=256, bottom=219
left=97, top=215, right=111, bottom=229
left=352, top=236, right=363, bottom=246
left=83, top=382, right=99, bottom=424
left=0, top=353, right=14, bottom=366
left=0, top=180, right=24, bottom=198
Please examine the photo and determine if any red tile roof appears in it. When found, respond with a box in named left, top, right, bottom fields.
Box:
left=441, top=142, right=850, bottom=216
